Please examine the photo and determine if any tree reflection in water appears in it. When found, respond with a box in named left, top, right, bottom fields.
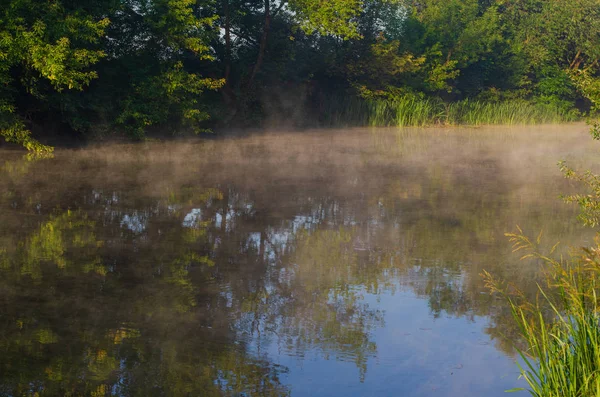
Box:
left=0, top=126, right=595, bottom=395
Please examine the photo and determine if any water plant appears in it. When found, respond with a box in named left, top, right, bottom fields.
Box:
left=483, top=229, right=600, bottom=396
left=322, top=96, right=580, bottom=128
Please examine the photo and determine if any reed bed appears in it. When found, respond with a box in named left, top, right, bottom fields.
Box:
left=321, top=96, right=580, bottom=127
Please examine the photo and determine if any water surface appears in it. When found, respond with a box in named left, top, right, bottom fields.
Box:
left=0, top=125, right=597, bottom=396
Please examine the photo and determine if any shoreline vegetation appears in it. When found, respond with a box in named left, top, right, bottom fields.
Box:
left=483, top=231, right=600, bottom=396
left=0, top=97, right=584, bottom=155
left=323, top=97, right=581, bottom=128
left=2, top=0, right=600, bottom=153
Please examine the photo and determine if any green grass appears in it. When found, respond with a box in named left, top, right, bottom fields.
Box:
left=484, top=228, right=600, bottom=396
left=445, top=99, right=578, bottom=125
left=321, top=96, right=580, bottom=127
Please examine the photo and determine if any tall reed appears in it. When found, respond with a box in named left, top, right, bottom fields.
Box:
left=483, top=228, right=600, bottom=396
left=445, top=100, right=576, bottom=125
left=321, top=96, right=579, bottom=127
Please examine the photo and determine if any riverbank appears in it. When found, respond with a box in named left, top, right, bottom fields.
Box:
left=0, top=98, right=587, bottom=154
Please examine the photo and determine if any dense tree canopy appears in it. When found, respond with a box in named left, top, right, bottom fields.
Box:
left=1, top=0, right=600, bottom=150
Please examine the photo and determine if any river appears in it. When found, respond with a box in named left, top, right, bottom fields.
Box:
left=0, top=124, right=596, bottom=396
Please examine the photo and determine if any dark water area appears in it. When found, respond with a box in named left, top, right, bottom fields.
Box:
left=0, top=124, right=597, bottom=396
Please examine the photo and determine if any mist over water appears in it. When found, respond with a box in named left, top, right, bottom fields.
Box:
left=0, top=124, right=597, bottom=396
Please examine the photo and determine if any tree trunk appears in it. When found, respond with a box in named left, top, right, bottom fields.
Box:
left=247, top=0, right=270, bottom=89
left=224, top=0, right=232, bottom=83
left=221, top=0, right=239, bottom=121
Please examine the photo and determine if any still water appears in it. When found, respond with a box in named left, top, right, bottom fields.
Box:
left=0, top=125, right=597, bottom=396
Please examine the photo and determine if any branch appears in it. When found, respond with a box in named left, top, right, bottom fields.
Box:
left=230, top=28, right=259, bottom=45
left=272, top=0, right=287, bottom=18
left=569, top=50, right=582, bottom=70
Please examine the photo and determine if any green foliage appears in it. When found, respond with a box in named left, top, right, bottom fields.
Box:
left=115, top=63, right=225, bottom=137
left=0, top=118, right=53, bottom=153
left=506, top=0, right=600, bottom=71
left=536, top=66, right=577, bottom=101
left=570, top=70, right=600, bottom=115
left=559, top=162, right=600, bottom=228
left=0, top=0, right=109, bottom=150
left=402, top=0, right=506, bottom=94
left=412, top=0, right=503, bottom=65
left=348, top=38, right=426, bottom=94
left=2, top=0, right=600, bottom=149
left=93, top=0, right=226, bottom=137
left=290, top=0, right=363, bottom=38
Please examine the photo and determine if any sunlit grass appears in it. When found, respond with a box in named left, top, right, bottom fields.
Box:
left=322, top=96, right=580, bottom=127
left=445, top=100, right=577, bottom=125
left=483, top=229, right=600, bottom=396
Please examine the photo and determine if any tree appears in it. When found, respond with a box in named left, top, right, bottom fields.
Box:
left=0, top=0, right=110, bottom=152
left=501, top=0, right=600, bottom=108
left=64, top=0, right=226, bottom=137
